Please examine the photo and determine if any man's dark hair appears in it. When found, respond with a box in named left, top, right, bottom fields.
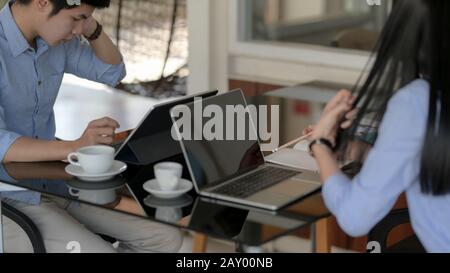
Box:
left=17, top=0, right=110, bottom=16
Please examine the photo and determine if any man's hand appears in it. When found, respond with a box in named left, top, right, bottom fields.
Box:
left=82, top=16, right=98, bottom=38
left=74, top=117, right=120, bottom=149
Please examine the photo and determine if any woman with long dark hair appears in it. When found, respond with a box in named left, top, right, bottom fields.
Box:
left=308, top=0, right=450, bottom=252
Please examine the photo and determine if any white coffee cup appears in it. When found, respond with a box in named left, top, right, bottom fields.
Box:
left=154, top=162, right=183, bottom=191
left=68, top=145, right=115, bottom=174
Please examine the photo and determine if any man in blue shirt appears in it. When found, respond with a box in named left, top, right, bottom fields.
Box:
left=0, top=0, right=182, bottom=252
left=0, top=0, right=124, bottom=162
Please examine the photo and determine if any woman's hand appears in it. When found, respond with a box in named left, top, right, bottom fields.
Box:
left=308, top=97, right=354, bottom=147
left=303, top=89, right=357, bottom=136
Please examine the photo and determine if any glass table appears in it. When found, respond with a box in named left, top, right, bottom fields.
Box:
left=0, top=83, right=343, bottom=253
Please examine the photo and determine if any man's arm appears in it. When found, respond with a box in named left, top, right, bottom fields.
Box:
left=4, top=162, right=70, bottom=180
left=3, top=117, right=120, bottom=163
left=3, top=137, right=77, bottom=163
left=83, top=17, right=122, bottom=65
left=64, top=18, right=126, bottom=86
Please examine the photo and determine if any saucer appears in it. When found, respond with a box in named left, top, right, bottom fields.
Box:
left=65, top=160, right=127, bottom=182
left=143, top=179, right=193, bottom=199
left=143, top=194, right=193, bottom=208
left=65, top=177, right=126, bottom=190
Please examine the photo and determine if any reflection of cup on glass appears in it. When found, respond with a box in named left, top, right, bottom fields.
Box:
left=154, top=162, right=182, bottom=191
left=143, top=194, right=192, bottom=224
left=155, top=207, right=183, bottom=223
left=68, top=187, right=117, bottom=205
left=67, top=145, right=115, bottom=174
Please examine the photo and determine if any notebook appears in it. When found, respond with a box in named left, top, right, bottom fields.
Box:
left=265, top=140, right=319, bottom=172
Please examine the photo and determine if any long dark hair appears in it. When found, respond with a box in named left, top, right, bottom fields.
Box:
left=338, top=0, right=450, bottom=195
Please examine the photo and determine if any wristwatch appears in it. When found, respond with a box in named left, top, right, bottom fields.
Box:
left=308, top=138, right=333, bottom=157
left=85, top=21, right=103, bottom=41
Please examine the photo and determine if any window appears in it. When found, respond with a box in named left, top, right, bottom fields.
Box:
left=243, top=0, right=392, bottom=52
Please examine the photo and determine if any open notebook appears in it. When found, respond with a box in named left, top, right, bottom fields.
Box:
left=265, top=140, right=319, bottom=172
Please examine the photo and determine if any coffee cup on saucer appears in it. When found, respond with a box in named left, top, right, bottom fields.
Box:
left=153, top=162, right=183, bottom=191
left=68, top=145, right=115, bottom=174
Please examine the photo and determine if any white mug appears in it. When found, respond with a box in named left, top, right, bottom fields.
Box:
left=68, top=145, right=115, bottom=174
left=154, top=162, right=183, bottom=191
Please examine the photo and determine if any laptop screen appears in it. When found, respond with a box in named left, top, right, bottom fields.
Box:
left=172, top=90, right=265, bottom=190
left=115, top=90, right=218, bottom=165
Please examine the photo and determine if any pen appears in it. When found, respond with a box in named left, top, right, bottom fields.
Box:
left=272, top=133, right=312, bottom=153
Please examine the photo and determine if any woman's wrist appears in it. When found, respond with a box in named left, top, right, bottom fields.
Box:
left=309, top=138, right=334, bottom=157
left=311, top=143, right=334, bottom=157
left=309, top=132, right=335, bottom=146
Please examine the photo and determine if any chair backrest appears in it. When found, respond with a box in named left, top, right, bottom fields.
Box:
left=1, top=201, right=46, bottom=253
left=368, top=209, right=425, bottom=253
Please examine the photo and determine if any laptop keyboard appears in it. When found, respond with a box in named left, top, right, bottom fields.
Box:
left=211, top=167, right=300, bottom=199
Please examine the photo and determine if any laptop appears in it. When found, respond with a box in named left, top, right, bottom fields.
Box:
left=170, top=89, right=322, bottom=210
left=114, top=90, right=218, bottom=165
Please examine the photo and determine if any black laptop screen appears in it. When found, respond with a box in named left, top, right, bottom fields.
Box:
left=173, top=90, right=265, bottom=190
left=115, top=90, right=218, bottom=165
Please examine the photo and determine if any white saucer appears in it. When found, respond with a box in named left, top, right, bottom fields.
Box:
left=65, top=178, right=126, bottom=190
left=65, top=161, right=127, bottom=182
left=143, top=179, right=193, bottom=199
left=143, top=194, right=193, bottom=208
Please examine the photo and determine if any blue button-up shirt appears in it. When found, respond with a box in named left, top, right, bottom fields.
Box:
left=323, top=79, right=450, bottom=252
left=0, top=1, right=126, bottom=204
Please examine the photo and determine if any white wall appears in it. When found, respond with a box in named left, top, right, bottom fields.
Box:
left=187, top=0, right=229, bottom=95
